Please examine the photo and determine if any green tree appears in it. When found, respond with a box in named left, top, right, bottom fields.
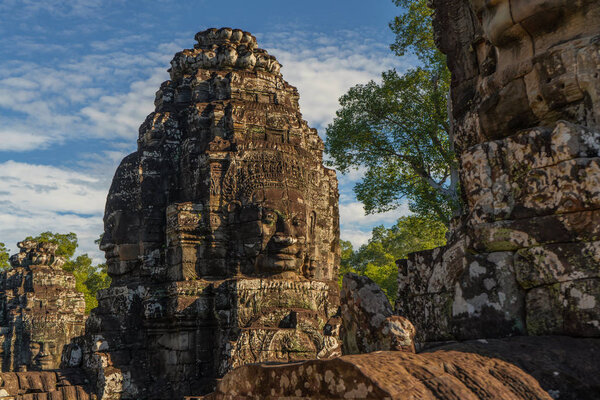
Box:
left=341, top=216, right=447, bottom=302
left=338, top=240, right=356, bottom=286
left=389, top=0, right=441, bottom=65
left=325, top=0, right=459, bottom=224
left=0, top=242, right=10, bottom=270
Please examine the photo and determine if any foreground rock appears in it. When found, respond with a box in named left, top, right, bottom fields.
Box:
left=0, top=370, right=93, bottom=400
left=341, top=273, right=415, bottom=354
left=205, top=349, right=552, bottom=399
left=428, top=336, right=600, bottom=400
left=63, top=27, right=342, bottom=399
left=0, top=241, right=86, bottom=372
left=396, top=0, right=600, bottom=343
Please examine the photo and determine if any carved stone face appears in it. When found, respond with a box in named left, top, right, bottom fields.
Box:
left=100, top=209, right=141, bottom=276
left=233, top=188, right=308, bottom=277
left=28, top=341, right=56, bottom=370
left=470, top=0, right=574, bottom=46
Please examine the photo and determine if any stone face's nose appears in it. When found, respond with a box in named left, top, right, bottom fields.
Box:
left=99, top=232, right=113, bottom=252
left=273, top=215, right=297, bottom=245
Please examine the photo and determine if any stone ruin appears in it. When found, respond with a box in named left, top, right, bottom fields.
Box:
left=396, top=0, right=600, bottom=345
left=0, top=241, right=86, bottom=373
left=208, top=1, right=600, bottom=398
left=1, top=2, right=599, bottom=397
left=340, top=273, right=415, bottom=354
left=60, top=28, right=341, bottom=399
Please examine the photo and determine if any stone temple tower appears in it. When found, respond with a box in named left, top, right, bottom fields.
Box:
left=65, top=28, right=341, bottom=399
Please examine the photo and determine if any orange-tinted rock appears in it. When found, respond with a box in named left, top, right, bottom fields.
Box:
left=0, top=370, right=92, bottom=400
left=206, top=350, right=551, bottom=399
left=428, top=336, right=600, bottom=400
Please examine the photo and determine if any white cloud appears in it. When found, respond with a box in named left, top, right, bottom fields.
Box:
left=0, top=161, right=106, bottom=214
left=0, top=161, right=107, bottom=263
left=0, top=211, right=104, bottom=265
left=340, top=229, right=373, bottom=248
left=0, top=0, right=121, bottom=18
left=338, top=201, right=410, bottom=248
left=81, top=67, right=169, bottom=139
left=339, top=201, right=408, bottom=226
left=263, top=31, right=416, bottom=132
left=0, top=129, right=53, bottom=151
left=0, top=42, right=179, bottom=152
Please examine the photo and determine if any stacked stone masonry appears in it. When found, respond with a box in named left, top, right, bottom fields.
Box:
left=60, top=28, right=341, bottom=399
left=0, top=370, right=93, bottom=400
left=0, top=242, right=86, bottom=372
left=396, top=0, right=600, bottom=344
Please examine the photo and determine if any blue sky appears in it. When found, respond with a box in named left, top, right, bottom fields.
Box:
left=0, top=0, right=415, bottom=263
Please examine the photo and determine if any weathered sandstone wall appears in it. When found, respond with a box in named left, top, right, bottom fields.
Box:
left=396, top=0, right=600, bottom=344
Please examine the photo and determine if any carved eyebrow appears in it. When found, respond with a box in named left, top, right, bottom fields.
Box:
left=274, top=210, right=287, bottom=219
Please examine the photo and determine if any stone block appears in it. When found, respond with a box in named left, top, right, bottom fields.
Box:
left=341, top=273, right=415, bottom=355
left=526, top=278, right=600, bottom=336
left=515, top=241, right=600, bottom=289
left=450, top=252, right=526, bottom=339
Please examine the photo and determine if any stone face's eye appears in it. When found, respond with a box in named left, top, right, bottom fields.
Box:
left=262, top=211, right=276, bottom=224
left=292, top=217, right=300, bottom=226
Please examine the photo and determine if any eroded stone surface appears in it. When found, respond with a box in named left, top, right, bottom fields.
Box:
left=205, top=349, right=552, bottom=399
left=341, top=273, right=415, bottom=354
left=428, top=336, right=600, bottom=400
left=65, top=28, right=341, bottom=399
left=0, top=242, right=86, bottom=372
left=397, top=0, right=600, bottom=343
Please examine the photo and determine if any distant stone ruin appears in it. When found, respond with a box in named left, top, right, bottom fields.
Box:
left=396, top=0, right=600, bottom=344
left=0, top=241, right=86, bottom=372
left=63, top=28, right=341, bottom=399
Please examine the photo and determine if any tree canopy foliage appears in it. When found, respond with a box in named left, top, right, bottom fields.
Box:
left=389, top=0, right=440, bottom=65
left=340, top=216, right=447, bottom=302
left=0, top=243, right=10, bottom=271
left=325, top=0, right=459, bottom=224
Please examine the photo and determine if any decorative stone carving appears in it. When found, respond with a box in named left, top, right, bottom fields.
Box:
left=68, top=28, right=341, bottom=399
left=9, top=241, right=65, bottom=270
left=0, top=242, right=86, bottom=372
left=396, top=0, right=600, bottom=343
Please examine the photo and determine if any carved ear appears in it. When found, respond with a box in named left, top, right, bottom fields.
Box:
left=226, top=201, right=242, bottom=223
left=309, top=211, right=317, bottom=235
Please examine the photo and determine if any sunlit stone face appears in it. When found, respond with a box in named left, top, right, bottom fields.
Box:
left=27, top=341, right=57, bottom=370
left=233, top=188, right=308, bottom=277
